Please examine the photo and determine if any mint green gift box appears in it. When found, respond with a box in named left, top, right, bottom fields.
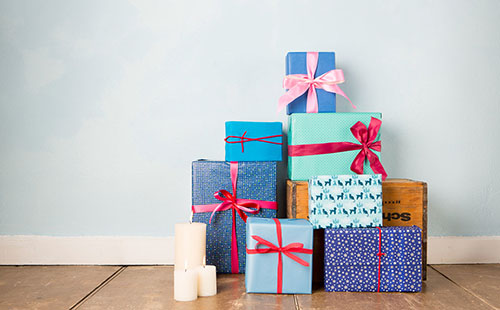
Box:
left=288, top=113, right=383, bottom=181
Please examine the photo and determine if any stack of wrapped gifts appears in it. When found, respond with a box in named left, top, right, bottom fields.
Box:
left=189, top=51, right=427, bottom=295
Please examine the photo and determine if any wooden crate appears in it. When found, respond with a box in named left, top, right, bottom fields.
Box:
left=286, top=178, right=428, bottom=281
left=286, top=180, right=309, bottom=220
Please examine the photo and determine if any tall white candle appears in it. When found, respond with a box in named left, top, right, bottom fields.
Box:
left=175, top=222, right=206, bottom=270
left=174, top=262, right=198, bottom=302
left=196, top=258, right=217, bottom=297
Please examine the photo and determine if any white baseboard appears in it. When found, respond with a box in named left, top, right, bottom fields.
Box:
left=427, top=236, right=500, bottom=264
left=1, top=235, right=499, bottom=265
left=0, top=235, right=174, bottom=265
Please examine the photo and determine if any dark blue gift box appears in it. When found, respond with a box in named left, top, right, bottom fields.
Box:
left=324, top=226, right=422, bottom=292
left=286, top=52, right=336, bottom=114
left=191, top=160, right=277, bottom=273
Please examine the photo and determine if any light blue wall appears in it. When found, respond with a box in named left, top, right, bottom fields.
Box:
left=1, top=0, right=499, bottom=237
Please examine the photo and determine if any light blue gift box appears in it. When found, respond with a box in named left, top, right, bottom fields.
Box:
left=225, top=121, right=283, bottom=162
left=245, top=218, right=313, bottom=294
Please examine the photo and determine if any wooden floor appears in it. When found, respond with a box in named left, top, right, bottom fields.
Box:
left=0, top=265, right=498, bottom=310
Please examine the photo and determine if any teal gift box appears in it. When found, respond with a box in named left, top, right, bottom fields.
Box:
left=288, top=113, right=384, bottom=181
left=245, top=218, right=313, bottom=294
left=225, top=121, right=283, bottom=162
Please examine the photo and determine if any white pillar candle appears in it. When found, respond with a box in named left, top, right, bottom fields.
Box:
left=174, top=265, right=198, bottom=302
left=196, top=263, right=217, bottom=297
left=175, top=222, right=206, bottom=270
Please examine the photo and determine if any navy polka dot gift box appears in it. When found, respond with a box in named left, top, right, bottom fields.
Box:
left=324, top=226, right=422, bottom=292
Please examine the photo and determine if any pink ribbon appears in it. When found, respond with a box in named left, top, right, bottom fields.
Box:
left=288, top=117, right=387, bottom=180
left=191, top=162, right=278, bottom=273
left=278, top=52, right=355, bottom=113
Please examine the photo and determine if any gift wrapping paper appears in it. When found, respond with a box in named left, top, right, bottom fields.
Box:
left=309, top=175, right=383, bottom=229
left=191, top=160, right=277, bottom=273
left=288, top=112, right=383, bottom=181
left=246, top=218, right=313, bottom=294
left=324, top=226, right=422, bottom=292
left=285, top=52, right=336, bottom=114
left=225, top=121, right=282, bottom=162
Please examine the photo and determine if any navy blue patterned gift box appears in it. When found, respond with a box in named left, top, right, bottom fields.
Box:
left=191, top=160, right=277, bottom=274
left=324, top=226, right=422, bottom=292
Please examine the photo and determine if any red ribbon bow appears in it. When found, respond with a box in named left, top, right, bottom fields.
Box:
left=210, top=189, right=260, bottom=224
left=224, top=131, right=283, bottom=153
left=246, top=218, right=313, bottom=294
left=376, top=227, right=386, bottom=292
left=288, top=117, right=388, bottom=180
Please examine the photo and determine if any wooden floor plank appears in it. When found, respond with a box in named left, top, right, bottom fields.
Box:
left=433, top=264, right=500, bottom=309
left=78, top=266, right=296, bottom=310
left=296, top=267, right=494, bottom=310
left=0, top=266, right=120, bottom=310
left=2, top=265, right=496, bottom=309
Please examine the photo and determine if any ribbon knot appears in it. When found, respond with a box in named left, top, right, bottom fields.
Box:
left=246, top=218, right=313, bottom=294
left=362, top=143, right=369, bottom=154
left=278, top=52, right=355, bottom=113
left=210, top=189, right=260, bottom=224
left=224, top=131, right=283, bottom=153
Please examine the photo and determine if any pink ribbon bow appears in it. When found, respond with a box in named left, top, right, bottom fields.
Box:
left=192, top=162, right=278, bottom=273
left=278, top=52, right=355, bottom=113
left=246, top=218, right=313, bottom=294
left=288, top=117, right=387, bottom=180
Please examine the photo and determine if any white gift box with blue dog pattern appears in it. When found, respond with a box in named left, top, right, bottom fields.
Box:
left=308, top=175, right=382, bottom=229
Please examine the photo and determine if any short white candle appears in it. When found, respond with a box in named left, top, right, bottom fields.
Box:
left=175, top=222, right=206, bottom=270
left=174, top=263, right=198, bottom=302
left=196, top=262, right=217, bottom=297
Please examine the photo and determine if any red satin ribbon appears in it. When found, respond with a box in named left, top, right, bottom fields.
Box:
left=209, top=189, right=260, bottom=223
left=288, top=117, right=388, bottom=180
left=191, top=162, right=277, bottom=274
left=246, top=218, right=313, bottom=294
left=376, top=227, right=386, bottom=292
left=224, top=131, right=283, bottom=153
